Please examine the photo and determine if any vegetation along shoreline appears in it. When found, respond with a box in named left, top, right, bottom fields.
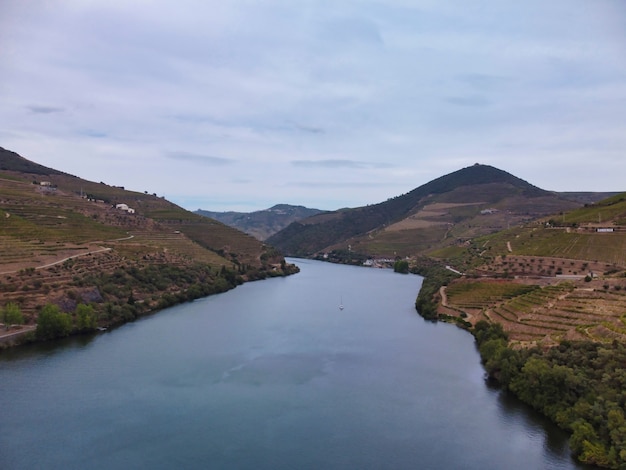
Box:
left=410, top=255, right=626, bottom=469
left=3, top=147, right=626, bottom=468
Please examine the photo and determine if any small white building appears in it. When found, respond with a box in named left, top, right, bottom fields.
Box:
left=481, top=208, right=499, bottom=215
left=115, top=203, right=135, bottom=214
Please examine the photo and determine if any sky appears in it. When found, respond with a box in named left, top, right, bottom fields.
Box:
left=1, top=1, right=625, bottom=212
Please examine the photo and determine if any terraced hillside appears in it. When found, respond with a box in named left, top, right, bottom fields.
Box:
left=0, top=174, right=250, bottom=272
left=427, top=192, right=626, bottom=347
left=0, top=148, right=296, bottom=344
left=442, top=279, right=626, bottom=345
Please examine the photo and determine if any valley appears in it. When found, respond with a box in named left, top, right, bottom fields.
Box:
left=3, top=148, right=626, bottom=467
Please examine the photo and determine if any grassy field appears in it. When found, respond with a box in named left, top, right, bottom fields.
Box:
left=559, top=193, right=626, bottom=225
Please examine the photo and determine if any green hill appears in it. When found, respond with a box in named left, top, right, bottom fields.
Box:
left=267, top=164, right=583, bottom=258
left=0, top=146, right=66, bottom=176
left=428, top=193, right=626, bottom=469
left=0, top=147, right=297, bottom=345
left=422, top=190, right=626, bottom=343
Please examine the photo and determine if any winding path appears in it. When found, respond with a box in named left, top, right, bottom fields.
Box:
left=439, top=286, right=448, bottom=307
left=0, top=247, right=111, bottom=275
left=36, top=247, right=111, bottom=270
left=0, top=325, right=36, bottom=342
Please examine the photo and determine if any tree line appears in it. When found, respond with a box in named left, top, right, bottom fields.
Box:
left=1, top=263, right=248, bottom=345
left=1, top=302, right=97, bottom=340
left=475, top=321, right=626, bottom=468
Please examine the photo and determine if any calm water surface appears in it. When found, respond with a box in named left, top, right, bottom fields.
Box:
left=0, top=259, right=585, bottom=469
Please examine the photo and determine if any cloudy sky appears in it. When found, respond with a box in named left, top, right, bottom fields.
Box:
left=1, top=1, right=625, bottom=212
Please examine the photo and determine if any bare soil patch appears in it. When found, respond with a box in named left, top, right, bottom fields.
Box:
left=385, top=202, right=484, bottom=233
left=385, top=217, right=447, bottom=231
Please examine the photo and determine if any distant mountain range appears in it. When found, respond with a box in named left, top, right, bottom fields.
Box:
left=266, top=163, right=619, bottom=258
left=196, top=204, right=325, bottom=240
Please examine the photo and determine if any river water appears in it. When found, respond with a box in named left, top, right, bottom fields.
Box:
left=0, top=259, right=585, bottom=469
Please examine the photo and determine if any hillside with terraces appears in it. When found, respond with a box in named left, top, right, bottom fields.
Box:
left=0, top=147, right=297, bottom=345
left=429, top=192, right=626, bottom=347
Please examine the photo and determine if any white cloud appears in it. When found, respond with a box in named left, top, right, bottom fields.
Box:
left=1, top=0, right=625, bottom=211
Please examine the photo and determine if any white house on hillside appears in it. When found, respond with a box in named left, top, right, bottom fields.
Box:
left=115, top=203, right=135, bottom=214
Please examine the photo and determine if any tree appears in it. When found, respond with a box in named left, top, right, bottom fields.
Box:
left=36, top=304, right=72, bottom=340
left=394, top=260, right=409, bottom=274
left=75, top=303, right=97, bottom=332
left=2, top=302, right=24, bottom=329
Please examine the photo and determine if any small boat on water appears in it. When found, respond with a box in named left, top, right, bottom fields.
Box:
left=339, top=296, right=344, bottom=311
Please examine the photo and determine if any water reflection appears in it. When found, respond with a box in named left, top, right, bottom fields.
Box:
left=0, top=332, right=98, bottom=362
left=490, top=380, right=593, bottom=469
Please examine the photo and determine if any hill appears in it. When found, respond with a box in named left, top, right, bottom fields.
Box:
left=0, top=147, right=67, bottom=176
left=558, top=191, right=623, bottom=205
left=261, top=161, right=626, bottom=346
left=422, top=193, right=626, bottom=469
left=267, top=163, right=590, bottom=259
left=196, top=204, right=325, bottom=240
left=0, top=147, right=297, bottom=345
left=419, top=192, right=626, bottom=345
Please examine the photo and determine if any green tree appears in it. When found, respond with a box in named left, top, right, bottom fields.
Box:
left=607, top=407, right=626, bottom=464
left=36, top=304, right=72, bottom=340
left=75, top=303, right=97, bottom=332
left=394, top=260, right=409, bottom=274
left=2, top=302, right=24, bottom=329
left=509, top=357, right=579, bottom=418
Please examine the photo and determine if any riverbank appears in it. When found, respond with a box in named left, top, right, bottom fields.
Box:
left=413, top=263, right=626, bottom=469
left=0, top=258, right=581, bottom=470
left=0, top=325, right=36, bottom=347
left=0, top=260, right=300, bottom=349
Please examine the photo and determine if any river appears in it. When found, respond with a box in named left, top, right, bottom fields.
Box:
left=0, top=259, right=586, bottom=469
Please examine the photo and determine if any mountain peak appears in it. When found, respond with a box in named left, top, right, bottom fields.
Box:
left=417, top=164, right=546, bottom=197
left=267, top=164, right=570, bottom=257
